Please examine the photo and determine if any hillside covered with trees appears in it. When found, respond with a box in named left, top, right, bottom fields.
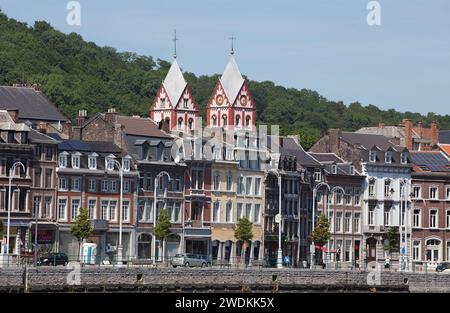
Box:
left=1, top=10, right=449, bottom=149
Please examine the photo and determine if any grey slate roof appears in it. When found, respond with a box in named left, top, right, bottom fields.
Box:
left=280, top=137, right=321, bottom=167
left=439, top=130, right=450, bottom=144
left=28, top=129, right=60, bottom=144
left=410, top=151, right=450, bottom=172
left=308, top=152, right=344, bottom=163
left=0, top=86, right=67, bottom=122
left=341, top=132, right=397, bottom=151
left=58, top=139, right=121, bottom=154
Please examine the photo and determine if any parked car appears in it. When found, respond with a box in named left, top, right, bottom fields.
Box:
left=37, top=253, right=69, bottom=266
left=171, top=253, right=211, bottom=268
left=435, top=262, right=450, bottom=273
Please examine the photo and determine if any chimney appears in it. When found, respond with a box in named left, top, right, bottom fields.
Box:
left=76, top=110, right=87, bottom=127
left=105, top=108, right=117, bottom=124
left=417, top=122, right=423, bottom=137
left=329, top=129, right=341, bottom=153
left=7, top=109, right=19, bottom=123
left=37, top=122, right=47, bottom=134
left=378, top=120, right=385, bottom=128
left=402, top=119, right=413, bottom=150
left=431, top=121, right=438, bottom=146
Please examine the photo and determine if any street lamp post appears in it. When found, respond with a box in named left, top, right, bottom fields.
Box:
left=112, top=160, right=124, bottom=265
left=5, top=161, right=26, bottom=266
left=152, top=171, right=171, bottom=266
left=311, top=182, right=330, bottom=269
left=399, top=179, right=410, bottom=272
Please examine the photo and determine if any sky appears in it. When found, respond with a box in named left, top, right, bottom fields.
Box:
left=0, top=0, right=449, bottom=115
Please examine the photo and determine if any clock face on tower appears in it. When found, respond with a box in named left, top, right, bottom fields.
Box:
left=240, top=95, right=247, bottom=106
left=216, top=95, right=224, bottom=105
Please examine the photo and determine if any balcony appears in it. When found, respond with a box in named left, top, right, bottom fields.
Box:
left=362, top=225, right=386, bottom=233
left=90, top=219, right=109, bottom=231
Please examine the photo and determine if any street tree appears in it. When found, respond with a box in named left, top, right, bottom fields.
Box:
left=311, top=213, right=331, bottom=265
left=70, top=208, right=93, bottom=262
left=153, top=209, right=172, bottom=264
left=384, top=226, right=399, bottom=258
left=234, top=217, right=253, bottom=265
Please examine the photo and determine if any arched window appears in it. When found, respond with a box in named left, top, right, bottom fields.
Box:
left=235, top=115, right=241, bottom=126
left=178, top=117, right=183, bottom=129
left=222, top=115, right=227, bottom=126
left=212, top=115, right=217, bottom=126
left=188, top=118, right=194, bottom=130
left=246, top=115, right=251, bottom=127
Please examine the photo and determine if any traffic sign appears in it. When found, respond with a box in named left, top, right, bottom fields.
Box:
left=275, top=214, right=281, bottom=223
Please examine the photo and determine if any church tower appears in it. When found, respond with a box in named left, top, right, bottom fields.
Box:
left=206, top=51, right=256, bottom=130
left=150, top=33, right=199, bottom=133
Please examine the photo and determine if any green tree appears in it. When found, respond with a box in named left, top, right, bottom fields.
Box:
left=384, top=226, right=399, bottom=258
left=0, top=219, right=4, bottom=238
left=153, top=209, right=172, bottom=264
left=311, top=213, right=331, bottom=265
left=70, top=208, right=93, bottom=262
left=234, top=217, right=254, bottom=264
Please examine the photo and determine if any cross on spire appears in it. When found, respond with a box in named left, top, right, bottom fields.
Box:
left=229, top=33, right=236, bottom=55
left=173, top=29, right=179, bottom=59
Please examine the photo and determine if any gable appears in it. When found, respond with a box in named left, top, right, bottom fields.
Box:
left=173, top=85, right=198, bottom=112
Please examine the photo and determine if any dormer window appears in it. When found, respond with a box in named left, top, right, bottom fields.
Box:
left=122, top=156, right=131, bottom=172
left=370, top=150, right=377, bottom=162
left=88, top=153, right=98, bottom=170
left=58, top=152, right=68, bottom=168
left=314, top=169, right=322, bottom=182
left=401, top=152, right=408, bottom=164
left=106, top=155, right=116, bottom=171
left=385, top=151, right=392, bottom=163
left=331, top=164, right=337, bottom=174
left=71, top=153, right=81, bottom=169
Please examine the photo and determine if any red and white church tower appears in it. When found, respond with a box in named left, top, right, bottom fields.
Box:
left=150, top=54, right=199, bottom=133
left=206, top=51, right=256, bottom=130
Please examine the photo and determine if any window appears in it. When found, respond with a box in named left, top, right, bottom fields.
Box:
left=237, top=177, right=244, bottom=195
left=44, top=197, right=52, bottom=218
left=59, top=153, right=67, bottom=168
left=369, top=179, right=376, bottom=197
left=213, top=201, right=220, bottom=223
left=106, top=157, right=115, bottom=171
left=370, top=150, right=377, bottom=162
left=59, top=177, right=68, bottom=191
left=45, top=146, right=53, bottom=160
left=123, top=180, right=130, bottom=193
left=101, top=180, right=108, bottom=192
left=88, top=179, right=96, bottom=192
left=412, top=186, right=421, bottom=199
left=385, top=151, right=392, bottom=163
left=110, top=180, right=117, bottom=192
left=335, top=212, right=343, bottom=232
left=71, top=177, right=81, bottom=191
left=254, top=177, right=261, bottom=196
left=188, top=118, right=194, bottom=130
left=335, top=190, right=343, bottom=205
left=178, top=117, right=184, bottom=129
left=354, top=189, right=361, bottom=206
left=145, top=175, right=153, bottom=191
left=368, top=206, right=375, bottom=225
left=71, top=199, right=80, bottom=220
left=88, top=156, right=97, bottom=170
left=101, top=200, right=109, bottom=220
left=34, top=145, right=41, bottom=159
left=384, top=180, right=392, bottom=197
left=213, top=172, right=220, bottom=191
left=123, top=158, right=131, bottom=172
left=314, top=169, right=322, bottom=182
left=401, top=153, right=408, bottom=164
left=245, top=203, right=252, bottom=219
left=447, top=242, right=450, bottom=262
left=226, top=173, right=232, bottom=191
left=429, top=209, right=438, bottom=228
left=331, top=164, right=337, bottom=174
left=236, top=203, right=243, bottom=221
left=253, top=204, right=261, bottom=224
left=225, top=202, right=233, bottom=223
left=109, top=200, right=117, bottom=221
left=413, top=209, right=421, bottom=227
left=447, top=186, right=450, bottom=200
left=430, top=187, right=438, bottom=200
left=34, top=167, right=41, bottom=187
left=345, top=189, right=352, bottom=205
left=33, top=196, right=41, bottom=218
left=57, top=198, right=67, bottom=220
left=413, top=241, right=421, bottom=261
left=71, top=154, right=80, bottom=169
left=88, top=199, right=96, bottom=219
left=445, top=210, right=450, bottom=229
left=235, top=115, right=241, bottom=126
left=349, top=165, right=355, bottom=175
left=246, top=177, right=253, bottom=195
left=384, top=206, right=391, bottom=226
left=353, top=213, right=360, bottom=233
left=44, top=169, right=52, bottom=188
left=173, top=202, right=181, bottom=223
left=344, top=212, right=351, bottom=233
left=122, top=200, right=130, bottom=222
